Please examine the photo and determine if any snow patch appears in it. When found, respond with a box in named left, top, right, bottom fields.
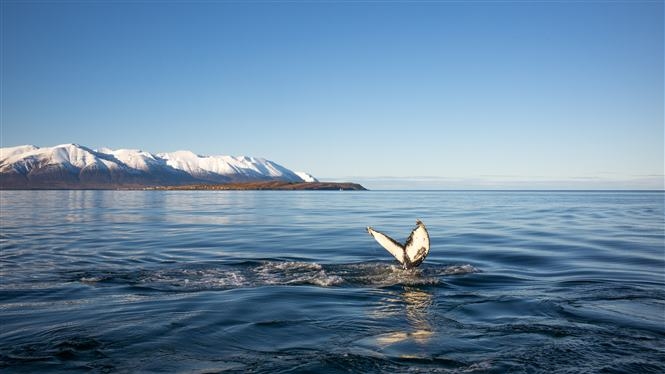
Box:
left=295, top=171, right=318, bottom=183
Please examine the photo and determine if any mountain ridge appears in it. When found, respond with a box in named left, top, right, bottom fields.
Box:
left=0, top=144, right=321, bottom=189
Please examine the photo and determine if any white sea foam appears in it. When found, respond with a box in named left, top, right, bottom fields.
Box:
left=442, top=264, right=479, bottom=275
left=139, top=268, right=247, bottom=290
left=76, top=262, right=477, bottom=290
left=254, top=261, right=344, bottom=287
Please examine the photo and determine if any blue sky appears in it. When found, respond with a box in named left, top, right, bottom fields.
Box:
left=2, top=1, right=663, bottom=189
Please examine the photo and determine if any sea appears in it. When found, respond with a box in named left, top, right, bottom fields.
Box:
left=0, top=190, right=663, bottom=373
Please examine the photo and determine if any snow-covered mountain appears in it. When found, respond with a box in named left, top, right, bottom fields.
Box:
left=0, top=144, right=317, bottom=189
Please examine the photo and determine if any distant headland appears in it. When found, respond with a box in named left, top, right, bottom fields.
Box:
left=0, top=144, right=365, bottom=190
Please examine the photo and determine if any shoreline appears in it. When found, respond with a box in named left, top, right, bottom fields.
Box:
left=0, top=181, right=367, bottom=191
left=147, top=181, right=367, bottom=191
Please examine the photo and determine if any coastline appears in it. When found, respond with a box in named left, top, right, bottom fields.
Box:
left=145, top=181, right=367, bottom=191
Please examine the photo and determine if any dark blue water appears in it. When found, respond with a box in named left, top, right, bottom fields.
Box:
left=1, top=190, right=663, bottom=373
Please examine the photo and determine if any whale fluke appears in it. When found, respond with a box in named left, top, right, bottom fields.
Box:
left=366, top=220, right=430, bottom=269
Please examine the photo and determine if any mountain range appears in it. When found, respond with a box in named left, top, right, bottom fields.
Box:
left=0, top=144, right=318, bottom=189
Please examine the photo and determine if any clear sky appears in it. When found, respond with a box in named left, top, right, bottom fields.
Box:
left=2, top=1, right=663, bottom=189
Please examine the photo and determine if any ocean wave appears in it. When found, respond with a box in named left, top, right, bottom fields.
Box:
left=74, top=261, right=479, bottom=291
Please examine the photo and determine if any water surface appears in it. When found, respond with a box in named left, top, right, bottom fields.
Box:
left=1, top=191, right=663, bottom=373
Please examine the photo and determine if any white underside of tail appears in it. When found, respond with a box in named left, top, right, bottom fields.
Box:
left=367, top=228, right=405, bottom=263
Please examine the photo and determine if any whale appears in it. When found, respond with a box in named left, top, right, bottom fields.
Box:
left=366, top=220, right=430, bottom=269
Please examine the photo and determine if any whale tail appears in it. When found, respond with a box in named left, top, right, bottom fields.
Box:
left=366, top=220, right=430, bottom=269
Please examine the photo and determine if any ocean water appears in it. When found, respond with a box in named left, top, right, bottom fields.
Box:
left=0, top=190, right=663, bottom=373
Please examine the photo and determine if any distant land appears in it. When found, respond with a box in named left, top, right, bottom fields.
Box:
left=148, top=181, right=366, bottom=191
left=0, top=144, right=364, bottom=190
